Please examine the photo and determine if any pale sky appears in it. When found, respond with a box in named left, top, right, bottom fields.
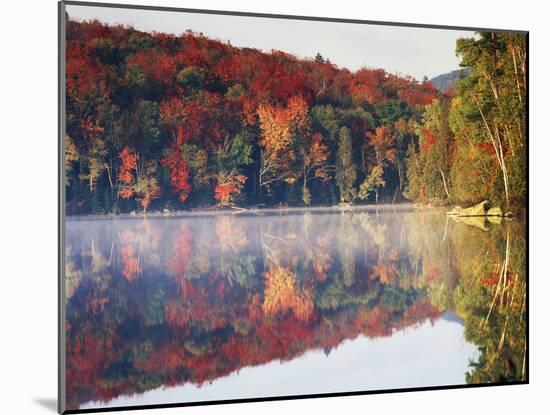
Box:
left=66, top=4, right=475, bottom=81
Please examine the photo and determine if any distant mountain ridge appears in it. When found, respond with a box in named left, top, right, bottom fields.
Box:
left=429, top=68, right=471, bottom=92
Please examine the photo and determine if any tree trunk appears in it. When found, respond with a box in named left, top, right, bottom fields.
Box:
left=495, top=126, right=511, bottom=208
left=473, top=96, right=511, bottom=208
left=105, top=159, right=114, bottom=192
left=302, top=172, right=308, bottom=205
left=397, top=163, right=403, bottom=191
left=439, top=168, right=451, bottom=199
left=511, top=46, right=523, bottom=104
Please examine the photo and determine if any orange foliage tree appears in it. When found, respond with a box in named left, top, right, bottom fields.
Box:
left=257, top=96, right=309, bottom=191
left=118, top=146, right=160, bottom=212
left=359, top=126, right=397, bottom=202
left=214, top=173, right=247, bottom=206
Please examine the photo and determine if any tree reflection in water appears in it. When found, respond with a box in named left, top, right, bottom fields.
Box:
left=64, top=208, right=526, bottom=410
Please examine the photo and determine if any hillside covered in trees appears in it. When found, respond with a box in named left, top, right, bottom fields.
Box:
left=65, top=17, right=526, bottom=214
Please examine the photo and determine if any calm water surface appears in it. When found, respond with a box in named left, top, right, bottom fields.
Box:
left=65, top=206, right=526, bottom=410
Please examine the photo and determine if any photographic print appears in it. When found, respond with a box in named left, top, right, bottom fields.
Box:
left=59, top=1, right=528, bottom=413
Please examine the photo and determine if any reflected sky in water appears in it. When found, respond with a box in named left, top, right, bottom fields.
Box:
left=65, top=207, right=526, bottom=410
left=81, top=315, right=475, bottom=408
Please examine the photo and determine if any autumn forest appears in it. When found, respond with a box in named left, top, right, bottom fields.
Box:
left=62, top=8, right=528, bottom=411
left=65, top=17, right=526, bottom=215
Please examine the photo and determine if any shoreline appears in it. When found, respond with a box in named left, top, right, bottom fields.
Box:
left=65, top=203, right=417, bottom=221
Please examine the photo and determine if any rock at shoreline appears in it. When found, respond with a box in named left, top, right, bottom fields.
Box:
left=446, top=200, right=510, bottom=218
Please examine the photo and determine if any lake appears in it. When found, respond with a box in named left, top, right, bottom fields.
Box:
left=64, top=206, right=526, bottom=410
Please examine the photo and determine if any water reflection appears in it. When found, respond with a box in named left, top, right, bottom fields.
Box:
left=65, top=207, right=526, bottom=410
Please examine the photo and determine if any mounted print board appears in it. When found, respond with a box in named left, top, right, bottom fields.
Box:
left=59, top=1, right=528, bottom=413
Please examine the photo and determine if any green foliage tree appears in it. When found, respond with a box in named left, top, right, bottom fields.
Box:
left=404, top=99, right=453, bottom=203
left=335, top=127, right=357, bottom=203
left=450, top=32, right=526, bottom=210
left=358, top=164, right=385, bottom=200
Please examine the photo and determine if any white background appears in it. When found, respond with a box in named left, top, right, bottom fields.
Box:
left=0, top=0, right=546, bottom=414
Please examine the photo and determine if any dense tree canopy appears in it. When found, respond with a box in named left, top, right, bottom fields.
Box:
left=64, top=18, right=443, bottom=214
left=65, top=19, right=526, bottom=214
left=405, top=32, right=526, bottom=210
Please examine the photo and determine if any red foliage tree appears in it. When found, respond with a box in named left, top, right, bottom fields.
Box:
left=367, top=125, right=397, bottom=166
left=127, top=49, right=177, bottom=84
left=161, top=145, right=192, bottom=202
left=419, top=128, right=437, bottom=151
left=118, top=146, right=138, bottom=199
left=66, top=40, right=109, bottom=116
left=397, top=80, right=437, bottom=106
left=214, top=173, right=247, bottom=206
left=350, top=68, right=388, bottom=105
